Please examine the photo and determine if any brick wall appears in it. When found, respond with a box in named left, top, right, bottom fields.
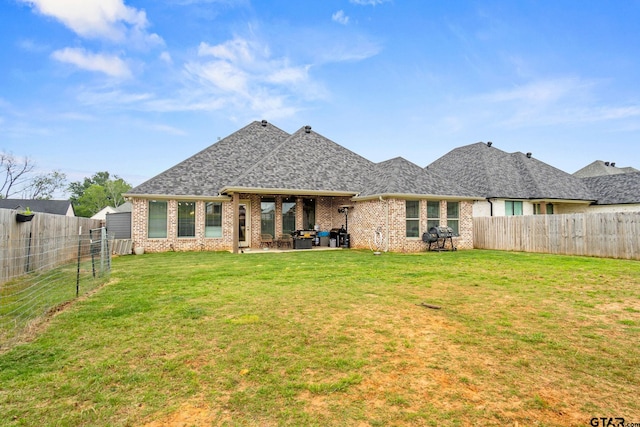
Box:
left=130, top=196, right=474, bottom=253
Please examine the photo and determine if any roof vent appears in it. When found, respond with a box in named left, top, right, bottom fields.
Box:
left=304, top=125, right=312, bottom=134
left=526, top=152, right=532, bottom=158
left=487, top=141, right=492, bottom=147
left=261, top=120, right=267, bottom=127
left=604, top=161, right=610, bottom=166
left=611, top=162, right=616, bottom=167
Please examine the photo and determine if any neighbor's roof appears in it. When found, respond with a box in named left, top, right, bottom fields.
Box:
left=581, top=171, right=640, bottom=205
left=0, top=199, right=74, bottom=215
left=356, top=157, right=478, bottom=199
left=573, top=160, right=640, bottom=178
left=426, top=142, right=596, bottom=201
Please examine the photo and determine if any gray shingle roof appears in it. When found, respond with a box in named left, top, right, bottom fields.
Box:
left=357, top=157, right=477, bottom=198
left=426, top=142, right=596, bottom=201
left=581, top=172, right=640, bottom=205
left=127, top=121, right=290, bottom=196
left=573, top=160, right=639, bottom=178
left=0, top=199, right=73, bottom=215
left=226, top=126, right=376, bottom=194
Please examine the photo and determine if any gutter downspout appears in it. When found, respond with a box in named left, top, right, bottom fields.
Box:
left=487, top=198, right=494, bottom=217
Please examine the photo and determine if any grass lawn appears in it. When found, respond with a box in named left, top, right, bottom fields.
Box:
left=0, top=249, right=639, bottom=426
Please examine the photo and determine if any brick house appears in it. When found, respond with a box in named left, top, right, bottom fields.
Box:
left=124, top=120, right=479, bottom=253
left=426, top=142, right=599, bottom=216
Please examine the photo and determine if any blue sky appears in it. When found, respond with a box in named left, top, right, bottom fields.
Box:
left=2, top=0, right=640, bottom=192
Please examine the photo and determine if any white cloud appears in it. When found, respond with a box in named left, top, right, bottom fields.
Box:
left=349, top=0, right=391, bottom=5
left=471, top=77, right=640, bottom=128
left=332, top=10, right=349, bottom=25
left=183, top=37, right=318, bottom=118
left=159, top=51, right=173, bottom=64
left=51, top=47, right=132, bottom=78
left=20, top=0, right=162, bottom=46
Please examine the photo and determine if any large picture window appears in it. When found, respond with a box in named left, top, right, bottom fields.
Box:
left=205, top=202, right=222, bottom=237
left=282, top=199, right=296, bottom=235
left=447, top=201, right=459, bottom=235
left=505, top=200, right=523, bottom=216
left=148, top=200, right=167, bottom=238
left=177, top=201, right=196, bottom=237
left=261, top=199, right=276, bottom=236
left=406, top=200, right=420, bottom=238
left=427, top=201, right=440, bottom=230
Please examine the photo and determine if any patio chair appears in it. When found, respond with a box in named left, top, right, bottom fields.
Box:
left=277, top=233, right=293, bottom=249
left=260, top=233, right=274, bottom=248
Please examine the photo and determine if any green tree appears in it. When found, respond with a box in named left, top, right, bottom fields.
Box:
left=69, top=172, right=132, bottom=217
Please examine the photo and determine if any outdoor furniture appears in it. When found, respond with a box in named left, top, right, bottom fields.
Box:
left=260, top=233, right=274, bottom=248
left=276, top=234, right=293, bottom=249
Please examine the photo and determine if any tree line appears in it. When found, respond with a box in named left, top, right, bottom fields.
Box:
left=1, top=152, right=131, bottom=218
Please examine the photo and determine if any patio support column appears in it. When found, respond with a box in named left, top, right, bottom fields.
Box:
left=232, top=192, right=239, bottom=254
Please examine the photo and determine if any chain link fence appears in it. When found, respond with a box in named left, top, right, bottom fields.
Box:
left=1, top=211, right=112, bottom=349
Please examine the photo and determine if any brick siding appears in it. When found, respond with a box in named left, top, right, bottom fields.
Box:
left=129, top=196, right=473, bottom=253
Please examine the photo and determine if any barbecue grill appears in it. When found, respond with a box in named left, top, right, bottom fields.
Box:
left=422, top=226, right=457, bottom=251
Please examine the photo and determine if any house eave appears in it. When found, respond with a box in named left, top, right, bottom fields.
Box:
left=123, top=193, right=232, bottom=202
left=353, top=193, right=481, bottom=202
left=220, top=186, right=357, bottom=197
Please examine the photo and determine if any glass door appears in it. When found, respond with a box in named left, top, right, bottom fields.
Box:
left=238, top=200, right=250, bottom=247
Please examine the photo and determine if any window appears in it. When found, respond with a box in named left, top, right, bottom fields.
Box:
left=177, top=201, right=196, bottom=237
left=282, top=198, right=296, bottom=235
left=148, top=200, right=167, bottom=238
left=505, top=200, right=523, bottom=216
left=205, top=202, right=222, bottom=237
left=261, top=199, right=276, bottom=236
left=427, top=201, right=440, bottom=230
left=302, top=198, right=315, bottom=230
left=533, top=203, right=553, bottom=215
left=447, top=201, right=459, bottom=235
left=406, top=200, right=420, bottom=238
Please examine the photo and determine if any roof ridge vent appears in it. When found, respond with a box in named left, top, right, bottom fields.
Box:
left=526, top=152, right=532, bottom=158
left=487, top=141, right=492, bottom=147
left=611, top=162, right=616, bottom=167
left=604, top=161, right=610, bottom=166
left=304, top=125, right=312, bottom=133
left=261, top=119, right=267, bottom=127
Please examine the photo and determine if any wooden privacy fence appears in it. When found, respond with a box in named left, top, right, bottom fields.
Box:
left=473, top=212, right=640, bottom=260
left=0, top=209, right=103, bottom=284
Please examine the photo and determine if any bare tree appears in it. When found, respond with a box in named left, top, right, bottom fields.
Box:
left=24, top=171, right=68, bottom=200
left=0, top=152, right=35, bottom=199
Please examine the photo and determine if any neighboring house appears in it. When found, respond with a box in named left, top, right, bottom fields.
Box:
left=571, top=172, right=640, bottom=213
left=125, top=121, right=479, bottom=253
left=92, top=202, right=133, bottom=221
left=0, top=199, right=75, bottom=216
left=425, top=142, right=597, bottom=216
left=573, top=160, right=639, bottom=178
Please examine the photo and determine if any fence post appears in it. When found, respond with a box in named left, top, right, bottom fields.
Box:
left=76, top=226, right=82, bottom=298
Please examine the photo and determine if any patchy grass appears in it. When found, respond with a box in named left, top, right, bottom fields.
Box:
left=0, top=249, right=639, bottom=426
